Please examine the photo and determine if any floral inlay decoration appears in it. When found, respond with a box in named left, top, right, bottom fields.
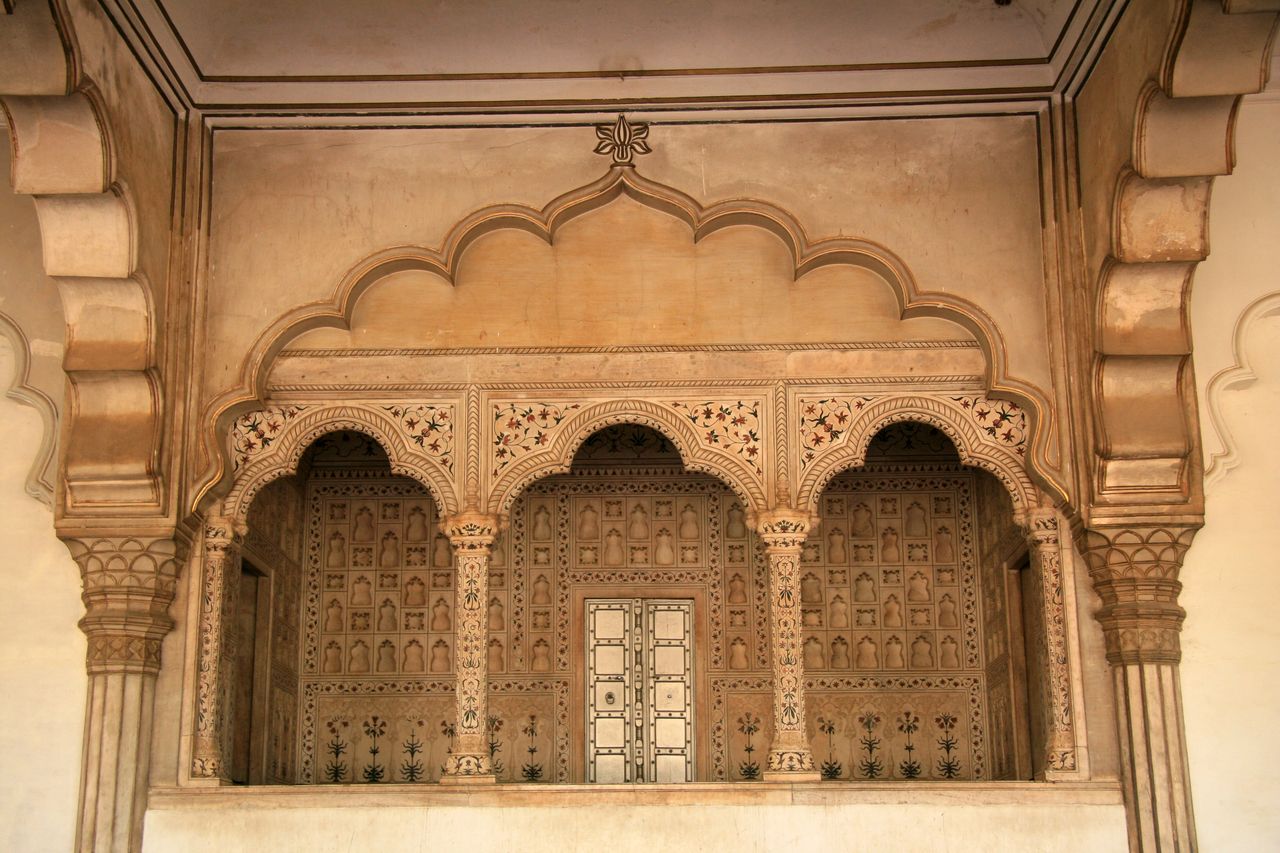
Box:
left=492, top=402, right=582, bottom=476
left=383, top=404, right=455, bottom=472
left=950, top=395, right=1027, bottom=456
left=798, top=397, right=877, bottom=469
left=670, top=401, right=762, bottom=474
left=231, top=405, right=308, bottom=471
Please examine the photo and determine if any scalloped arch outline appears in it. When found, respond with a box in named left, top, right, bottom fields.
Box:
left=0, top=311, right=59, bottom=506
left=1203, top=290, right=1280, bottom=487
left=194, top=163, right=1059, bottom=512
left=222, top=404, right=459, bottom=525
left=795, top=395, right=1037, bottom=519
left=486, top=398, right=767, bottom=515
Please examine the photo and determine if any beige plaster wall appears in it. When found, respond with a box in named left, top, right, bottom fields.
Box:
left=202, top=114, right=1051, bottom=411
left=0, top=339, right=86, bottom=853
left=1181, top=95, right=1280, bottom=852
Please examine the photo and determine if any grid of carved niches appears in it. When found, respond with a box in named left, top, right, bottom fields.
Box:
left=511, top=474, right=741, bottom=674
left=304, top=479, right=511, bottom=678
left=298, top=679, right=570, bottom=783
left=711, top=675, right=986, bottom=781
left=797, top=472, right=981, bottom=676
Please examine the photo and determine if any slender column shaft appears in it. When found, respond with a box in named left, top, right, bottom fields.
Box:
left=191, top=520, right=243, bottom=781
left=440, top=512, right=501, bottom=783
left=66, top=535, right=181, bottom=853
left=755, top=510, right=819, bottom=780
left=1024, top=509, right=1078, bottom=777
left=1084, top=524, right=1198, bottom=853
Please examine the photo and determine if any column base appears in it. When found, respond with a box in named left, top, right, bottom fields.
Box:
left=762, top=770, right=822, bottom=782
left=439, top=774, right=498, bottom=785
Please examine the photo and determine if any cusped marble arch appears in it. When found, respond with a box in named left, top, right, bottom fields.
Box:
left=221, top=403, right=459, bottom=525
left=795, top=395, right=1036, bottom=517
left=485, top=398, right=767, bottom=515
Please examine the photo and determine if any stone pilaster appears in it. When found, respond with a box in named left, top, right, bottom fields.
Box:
left=65, top=534, right=182, bottom=853
left=439, top=511, right=501, bottom=784
left=755, top=509, right=819, bottom=780
left=1084, top=524, right=1198, bottom=853
left=1024, top=508, right=1078, bottom=778
left=190, top=519, right=244, bottom=782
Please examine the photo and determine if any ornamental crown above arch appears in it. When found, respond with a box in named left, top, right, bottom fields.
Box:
left=218, top=402, right=460, bottom=525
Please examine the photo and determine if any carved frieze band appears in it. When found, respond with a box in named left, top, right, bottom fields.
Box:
left=65, top=537, right=181, bottom=675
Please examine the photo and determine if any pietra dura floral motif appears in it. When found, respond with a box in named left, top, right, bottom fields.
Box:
left=798, top=397, right=877, bottom=469
left=231, top=405, right=308, bottom=471
left=950, top=396, right=1027, bottom=457
left=382, top=404, right=455, bottom=472
left=669, top=400, right=763, bottom=475
left=492, top=402, right=582, bottom=476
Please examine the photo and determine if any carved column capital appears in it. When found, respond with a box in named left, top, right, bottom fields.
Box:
left=442, top=511, right=502, bottom=551
left=753, top=508, right=815, bottom=551
left=64, top=535, right=182, bottom=675
left=1082, top=524, right=1195, bottom=665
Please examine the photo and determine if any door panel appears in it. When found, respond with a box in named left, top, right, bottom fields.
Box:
left=586, top=598, right=694, bottom=783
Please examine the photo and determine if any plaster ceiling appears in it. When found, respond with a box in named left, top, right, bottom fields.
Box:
left=115, top=0, right=1116, bottom=113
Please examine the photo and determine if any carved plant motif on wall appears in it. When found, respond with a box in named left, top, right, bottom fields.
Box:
left=521, top=715, right=543, bottom=781
left=798, top=397, right=877, bottom=468
left=737, top=714, right=762, bottom=780
left=897, top=709, right=922, bottom=779
left=936, top=713, right=962, bottom=779
left=486, top=714, right=506, bottom=777
left=383, top=404, right=455, bottom=472
left=492, top=403, right=582, bottom=476
left=361, top=716, right=387, bottom=782
left=669, top=400, right=763, bottom=474
left=324, top=718, right=350, bottom=783
left=817, top=716, right=842, bottom=780
left=400, top=720, right=427, bottom=782
left=231, top=405, right=308, bottom=470
left=857, top=711, right=884, bottom=779
left=949, top=396, right=1026, bottom=457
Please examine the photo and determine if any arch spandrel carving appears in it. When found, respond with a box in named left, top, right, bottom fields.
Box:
left=794, top=393, right=1037, bottom=517
left=484, top=397, right=769, bottom=515
left=220, top=402, right=460, bottom=525
left=194, top=162, right=1060, bottom=514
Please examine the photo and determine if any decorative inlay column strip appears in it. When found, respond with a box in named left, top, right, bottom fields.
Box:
left=440, top=512, right=502, bottom=784
left=190, top=520, right=244, bottom=782
left=754, top=509, right=819, bottom=780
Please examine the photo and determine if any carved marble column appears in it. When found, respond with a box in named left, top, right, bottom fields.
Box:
left=1084, top=524, right=1198, bottom=853
left=190, top=519, right=244, bottom=782
left=440, top=512, right=501, bottom=784
left=65, top=534, right=182, bottom=853
left=755, top=509, right=820, bottom=780
left=1023, top=508, right=1079, bottom=779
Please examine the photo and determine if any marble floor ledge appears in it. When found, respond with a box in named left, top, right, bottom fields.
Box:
left=147, top=780, right=1124, bottom=810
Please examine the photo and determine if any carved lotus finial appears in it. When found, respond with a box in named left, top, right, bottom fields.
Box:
left=594, top=114, right=651, bottom=166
